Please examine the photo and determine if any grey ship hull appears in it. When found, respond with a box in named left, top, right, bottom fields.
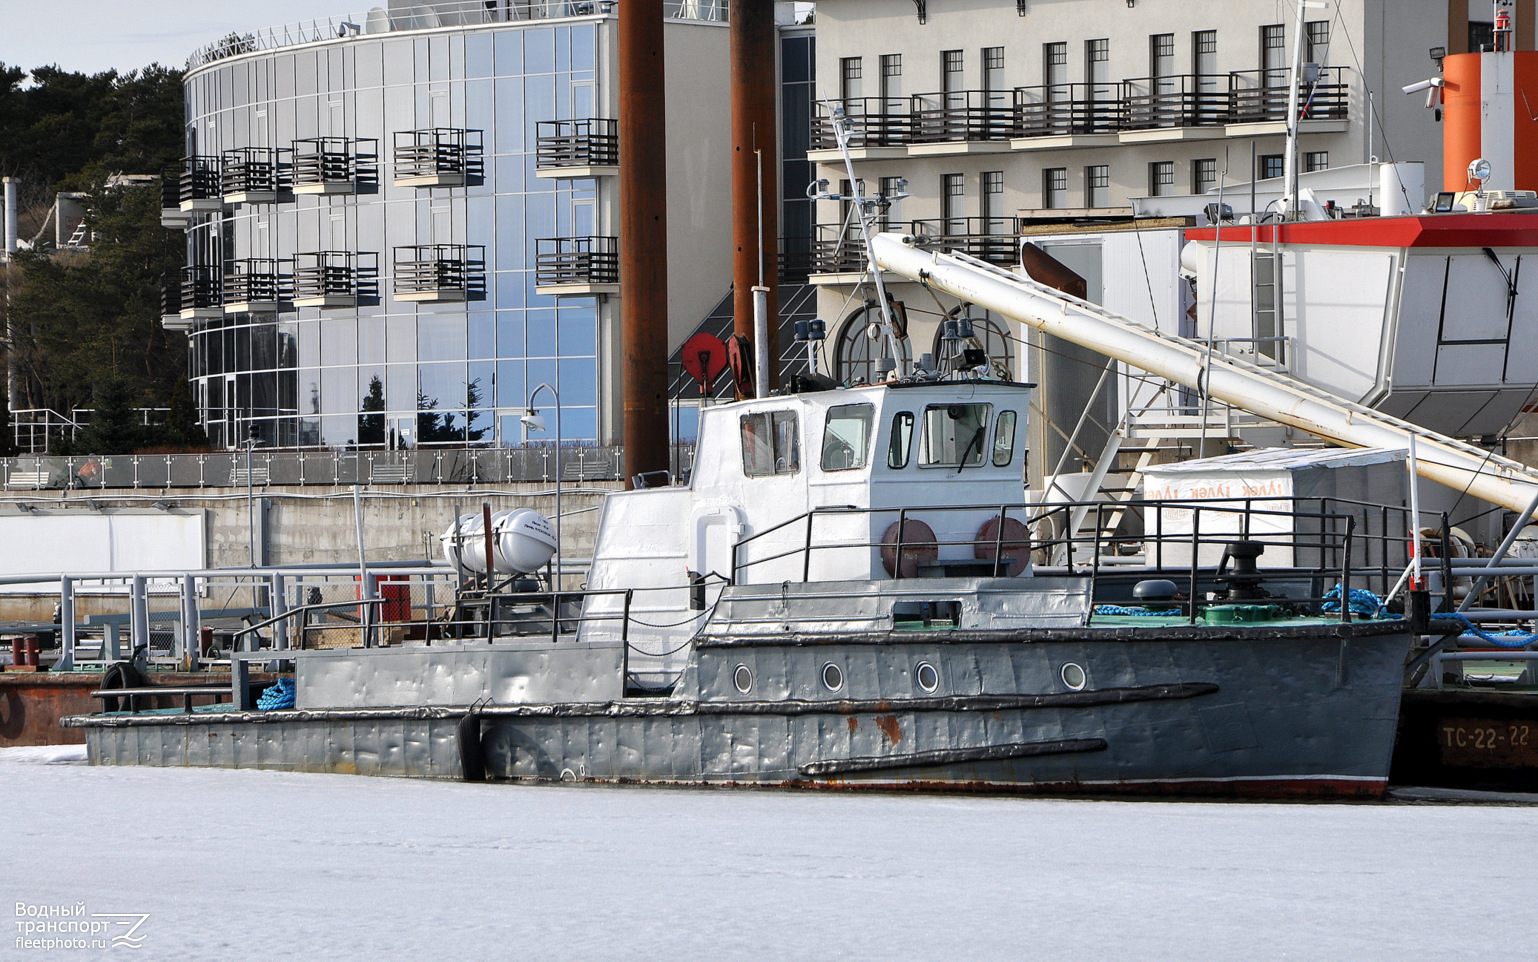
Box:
left=74, top=620, right=1411, bottom=798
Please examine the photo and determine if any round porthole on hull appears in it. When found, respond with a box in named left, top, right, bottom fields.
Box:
left=915, top=661, right=939, bottom=693
left=733, top=664, right=754, bottom=694
left=821, top=662, right=845, bottom=692
left=1061, top=662, right=1087, bottom=691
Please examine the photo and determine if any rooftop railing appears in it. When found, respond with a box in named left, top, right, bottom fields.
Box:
left=187, top=1, right=726, bottom=72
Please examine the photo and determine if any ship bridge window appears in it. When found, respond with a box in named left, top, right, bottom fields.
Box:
left=821, top=403, right=875, bottom=471
left=921, top=404, right=991, bottom=467
left=887, top=411, right=914, bottom=469
left=740, top=410, right=801, bottom=477
left=992, top=410, right=1017, bottom=467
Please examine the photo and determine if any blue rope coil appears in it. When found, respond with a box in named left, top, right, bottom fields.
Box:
left=1093, top=604, right=1169, bottom=616
left=257, top=677, right=296, bottom=711
left=1430, top=612, right=1538, bottom=649
left=1321, top=584, right=1387, bottom=618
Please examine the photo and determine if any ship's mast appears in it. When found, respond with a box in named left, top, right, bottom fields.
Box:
left=1282, top=1, right=1329, bottom=219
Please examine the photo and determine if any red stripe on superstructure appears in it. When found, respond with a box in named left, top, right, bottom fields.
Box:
left=1185, top=212, right=1538, bottom=248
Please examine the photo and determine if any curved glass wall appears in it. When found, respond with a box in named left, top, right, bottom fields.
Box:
left=184, top=21, right=601, bottom=448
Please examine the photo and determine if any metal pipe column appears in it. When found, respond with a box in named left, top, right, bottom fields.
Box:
left=732, top=0, right=779, bottom=392
left=619, top=0, right=670, bottom=485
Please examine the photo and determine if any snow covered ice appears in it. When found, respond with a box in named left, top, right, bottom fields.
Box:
left=4, top=746, right=1536, bottom=960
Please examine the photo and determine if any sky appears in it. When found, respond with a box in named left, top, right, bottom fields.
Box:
left=0, top=0, right=359, bottom=76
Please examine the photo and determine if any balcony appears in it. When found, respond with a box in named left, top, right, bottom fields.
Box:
left=161, top=157, right=222, bottom=225
left=169, top=265, right=223, bottom=322
left=908, top=90, right=1015, bottom=154
left=535, top=236, right=619, bottom=294
left=1119, top=74, right=1229, bottom=142
left=293, top=137, right=378, bottom=194
left=393, top=244, right=485, bottom=302
left=294, top=251, right=379, bottom=308
left=393, top=129, right=483, bottom=188
left=535, top=119, right=619, bottom=178
left=223, top=258, right=293, bottom=314
left=1010, top=84, right=1123, bottom=149
left=809, top=226, right=870, bottom=281
left=220, top=147, right=292, bottom=203
left=907, top=217, right=1020, bottom=266
left=809, top=99, right=912, bottom=158
left=1226, top=68, right=1348, bottom=134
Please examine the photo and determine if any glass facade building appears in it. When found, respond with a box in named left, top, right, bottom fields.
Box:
left=172, top=5, right=736, bottom=450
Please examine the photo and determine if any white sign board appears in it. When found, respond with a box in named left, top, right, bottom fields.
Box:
left=0, top=512, right=205, bottom=592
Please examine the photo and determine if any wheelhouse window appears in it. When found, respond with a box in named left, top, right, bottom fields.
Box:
left=921, top=404, right=991, bottom=467
left=741, top=410, right=800, bottom=476
left=992, top=410, right=1017, bottom=466
left=887, top=411, right=914, bottom=468
left=821, top=403, right=875, bottom=471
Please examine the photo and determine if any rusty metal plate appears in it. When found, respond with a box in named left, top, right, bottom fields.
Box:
left=1437, top=717, right=1538, bottom=768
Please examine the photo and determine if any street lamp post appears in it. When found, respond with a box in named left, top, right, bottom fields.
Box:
left=521, top=382, right=561, bottom=583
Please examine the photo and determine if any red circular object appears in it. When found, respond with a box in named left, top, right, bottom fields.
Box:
left=880, top=519, right=938, bottom=578
left=681, top=332, right=729, bottom=388
left=974, top=516, right=1031, bottom=577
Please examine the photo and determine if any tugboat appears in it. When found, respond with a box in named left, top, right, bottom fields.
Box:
left=71, top=370, right=1415, bottom=798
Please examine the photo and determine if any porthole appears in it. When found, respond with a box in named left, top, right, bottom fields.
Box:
left=733, top=664, right=754, bottom=694
left=915, top=661, right=939, bottom=693
left=821, top=662, right=845, bottom=693
left=1061, top=662, right=1087, bottom=691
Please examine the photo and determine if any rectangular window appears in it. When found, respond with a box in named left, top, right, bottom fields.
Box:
left=1261, top=25, right=1286, bottom=86
left=1150, top=33, right=1175, bottom=76
left=992, top=410, right=1017, bottom=467
left=887, top=411, right=915, bottom=468
left=983, top=46, right=1005, bottom=90
left=1149, top=161, right=1174, bottom=196
left=1306, top=20, right=1330, bottom=64
left=879, top=175, right=905, bottom=228
left=1254, top=251, right=1282, bottom=361
left=1043, top=167, right=1067, bottom=209
left=840, top=56, right=863, bottom=103
left=821, top=403, right=875, bottom=471
left=1193, top=30, right=1217, bottom=72
left=1192, top=157, right=1217, bottom=194
left=921, top=403, right=991, bottom=467
left=1085, top=164, right=1109, bottom=207
left=942, top=49, right=964, bottom=92
left=740, top=410, right=800, bottom=477
left=982, top=170, right=1003, bottom=226
left=879, top=53, right=903, bottom=111
left=1259, top=153, right=1284, bottom=179
left=942, top=172, right=965, bottom=232
left=1086, top=38, right=1109, bottom=92
left=1304, top=150, right=1329, bottom=173
left=1044, top=41, right=1068, bottom=92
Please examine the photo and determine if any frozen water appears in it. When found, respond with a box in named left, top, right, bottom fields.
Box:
left=4, top=747, right=1535, bottom=960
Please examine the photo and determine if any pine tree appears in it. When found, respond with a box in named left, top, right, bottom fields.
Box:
left=358, top=375, right=386, bottom=445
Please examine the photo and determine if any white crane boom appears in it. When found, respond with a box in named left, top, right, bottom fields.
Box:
left=871, top=233, right=1538, bottom=515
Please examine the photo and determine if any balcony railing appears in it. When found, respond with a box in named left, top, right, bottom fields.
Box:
left=294, top=251, right=379, bottom=307
left=810, top=226, right=869, bottom=275
left=186, top=1, right=722, bottom=72
left=224, top=258, right=294, bottom=310
left=163, top=157, right=222, bottom=209
left=1121, top=74, right=1229, bottom=130
left=393, top=244, right=486, bottom=301
left=293, top=137, right=378, bottom=193
left=909, top=89, right=1015, bottom=143
left=176, top=265, right=222, bottom=313
left=536, top=236, right=619, bottom=286
left=810, top=99, right=912, bottom=150
left=1228, top=67, right=1348, bottom=124
left=908, top=217, right=1020, bottom=265
left=1013, top=84, right=1122, bottom=137
left=220, top=147, right=291, bottom=198
left=536, top=119, right=619, bottom=168
left=393, top=128, right=483, bottom=186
